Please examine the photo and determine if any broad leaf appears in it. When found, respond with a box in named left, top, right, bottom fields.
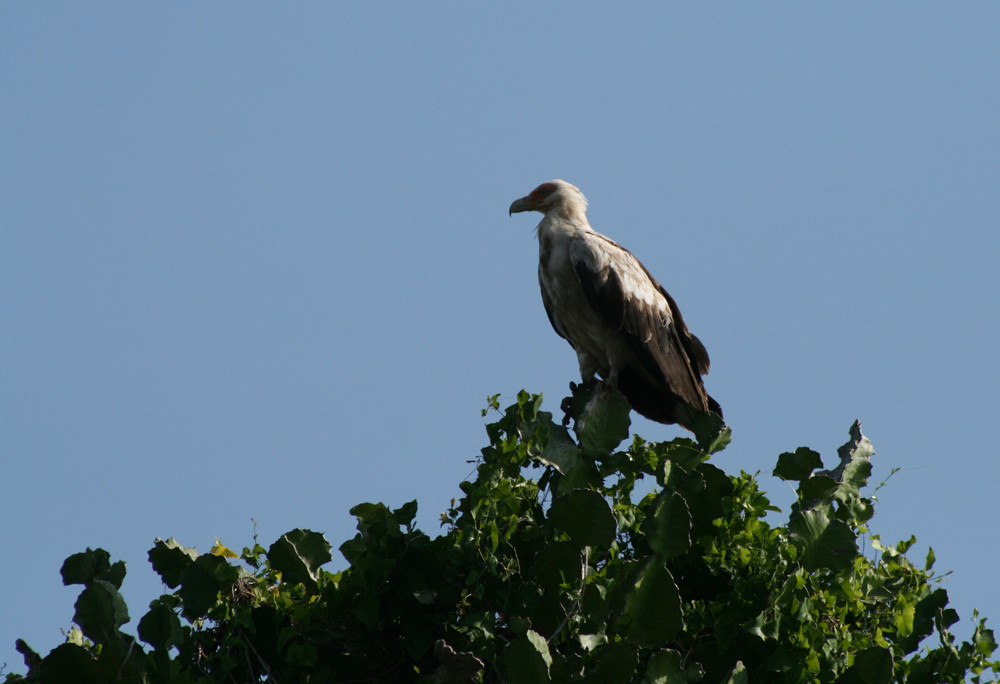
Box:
left=138, top=598, right=183, bottom=651
left=723, top=661, right=749, bottom=684
left=549, top=488, right=617, bottom=549
left=835, top=647, right=892, bottom=684
left=789, top=508, right=857, bottom=571
left=148, top=538, right=198, bottom=589
left=574, top=384, right=631, bottom=455
left=835, top=420, right=875, bottom=490
left=621, top=561, right=683, bottom=647
left=646, top=491, right=691, bottom=560
left=74, top=579, right=129, bottom=642
left=534, top=422, right=581, bottom=474
left=268, top=529, right=332, bottom=591
left=177, top=554, right=240, bottom=619
left=60, top=548, right=112, bottom=586
left=773, top=447, right=823, bottom=482
left=642, top=648, right=703, bottom=683
left=37, top=643, right=101, bottom=684
left=583, top=643, right=637, bottom=684
left=505, top=632, right=551, bottom=683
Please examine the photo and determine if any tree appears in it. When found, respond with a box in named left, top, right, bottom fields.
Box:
left=5, top=387, right=998, bottom=683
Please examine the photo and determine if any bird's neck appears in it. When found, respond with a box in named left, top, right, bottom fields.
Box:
left=538, top=205, right=591, bottom=238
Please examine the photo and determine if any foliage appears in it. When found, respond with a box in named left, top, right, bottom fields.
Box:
left=5, top=388, right=998, bottom=683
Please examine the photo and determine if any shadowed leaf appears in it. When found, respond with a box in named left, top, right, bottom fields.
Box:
left=789, top=508, right=858, bottom=571
left=505, top=631, right=551, bottom=683
left=74, top=579, right=129, bottom=642
left=773, top=447, right=823, bottom=482
left=621, top=561, right=683, bottom=647
left=177, top=554, right=240, bottom=620
left=642, top=648, right=703, bottom=683
left=835, top=647, right=892, bottom=684
left=60, top=548, right=112, bottom=586
left=148, top=538, right=198, bottom=589
left=268, top=529, right=332, bottom=591
left=138, top=598, right=183, bottom=651
left=646, top=491, right=691, bottom=560
left=549, top=488, right=617, bottom=549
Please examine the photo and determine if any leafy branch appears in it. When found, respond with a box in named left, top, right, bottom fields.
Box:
left=6, top=388, right=998, bottom=683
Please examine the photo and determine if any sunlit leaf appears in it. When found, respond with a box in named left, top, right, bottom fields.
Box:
left=210, top=538, right=239, bottom=558
left=574, top=384, right=631, bottom=455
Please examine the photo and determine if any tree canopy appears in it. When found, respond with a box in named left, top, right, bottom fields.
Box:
left=5, top=387, right=998, bottom=683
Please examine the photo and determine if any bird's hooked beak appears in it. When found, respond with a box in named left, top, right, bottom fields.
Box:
left=508, top=196, right=532, bottom=216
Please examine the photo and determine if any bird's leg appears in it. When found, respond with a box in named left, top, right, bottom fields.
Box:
left=605, top=366, right=619, bottom=389
left=576, top=352, right=600, bottom=388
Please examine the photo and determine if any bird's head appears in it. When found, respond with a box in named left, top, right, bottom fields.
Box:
left=509, top=180, right=588, bottom=219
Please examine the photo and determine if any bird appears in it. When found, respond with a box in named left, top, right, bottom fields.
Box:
left=509, top=179, right=721, bottom=432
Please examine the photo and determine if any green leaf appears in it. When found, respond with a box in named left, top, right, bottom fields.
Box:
left=177, top=554, right=240, bottom=620
left=505, top=632, right=551, bottom=683
left=534, top=422, right=581, bottom=474
left=690, top=410, right=727, bottom=449
left=556, top=458, right=602, bottom=497
left=646, top=491, right=691, bottom=561
left=584, top=643, right=637, bottom=684
left=900, top=588, right=950, bottom=653
left=148, top=538, right=198, bottom=589
left=101, top=561, right=127, bottom=590
left=60, top=548, right=112, bottom=586
left=574, top=384, right=631, bottom=455
left=621, top=561, right=684, bottom=647
left=268, top=528, right=332, bottom=591
left=549, top=489, right=617, bottom=549
left=535, top=541, right=583, bottom=591
left=138, top=598, right=183, bottom=651
left=834, top=420, right=875, bottom=490
left=723, top=661, right=748, bottom=684
left=526, top=630, right=553, bottom=669
left=835, top=647, right=893, bottom=684
left=642, top=648, right=703, bottom=683
left=773, top=447, right=823, bottom=482
left=788, top=508, right=857, bottom=571
left=393, top=499, right=419, bottom=527
left=796, top=474, right=838, bottom=505
left=925, top=546, right=936, bottom=571
left=700, top=423, right=731, bottom=455
left=73, top=579, right=129, bottom=642
left=38, top=643, right=102, bottom=684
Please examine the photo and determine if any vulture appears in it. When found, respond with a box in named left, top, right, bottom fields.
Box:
left=509, top=180, right=721, bottom=431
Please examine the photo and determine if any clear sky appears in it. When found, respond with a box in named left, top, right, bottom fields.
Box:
left=2, top=4, right=998, bottom=673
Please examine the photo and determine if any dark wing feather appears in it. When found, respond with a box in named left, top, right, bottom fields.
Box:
left=571, top=233, right=714, bottom=419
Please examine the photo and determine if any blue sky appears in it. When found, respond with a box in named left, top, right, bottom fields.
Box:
left=3, top=4, right=999, bottom=673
